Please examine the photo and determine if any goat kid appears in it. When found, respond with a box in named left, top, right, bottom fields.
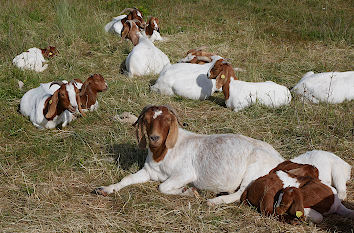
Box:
left=240, top=161, right=319, bottom=216
left=275, top=181, right=354, bottom=223
left=104, top=7, right=145, bottom=35
left=142, top=17, right=164, bottom=42
left=20, top=81, right=84, bottom=129
left=208, top=59, right=292, bottom=112
left=94, top=105, right=284, bottom=206
left=122, top=20, right=170, bottom=77
left=178, top=48, right=215, bottom=64
left=13, top=46, right=57, bottom=72
left=151, top=55, right=223, bottom=100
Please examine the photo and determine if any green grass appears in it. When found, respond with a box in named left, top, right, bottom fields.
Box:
left=0, top=0, right=353, bottom=232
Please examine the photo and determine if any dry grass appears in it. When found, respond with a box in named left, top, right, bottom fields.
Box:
left=0, top=0, right=353, bottom=232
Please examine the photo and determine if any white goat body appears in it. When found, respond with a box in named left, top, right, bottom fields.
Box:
left=292, top=71, right=354, bottom=104
left=291, top=150, right=351, bottom=200
left=226, top=79, right=292, bottom=112
left=151, top=60, right=222, bottom=100
left=104, top=15, right=127, bottom=35
left=13, top=48, right=48, bottom=72
left=20, top=82, right=78, bottom=129
left=125, top=35, right=170, bottom=77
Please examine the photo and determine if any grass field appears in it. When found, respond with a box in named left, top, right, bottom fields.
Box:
left=0, top=0, right=353, bottom=232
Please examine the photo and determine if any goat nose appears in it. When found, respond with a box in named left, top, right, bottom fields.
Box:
left=150, top=135, right=160, bottom=142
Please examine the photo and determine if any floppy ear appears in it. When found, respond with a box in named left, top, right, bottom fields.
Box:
left=165, top=115, right=178, bottom=149
left=135, top=117, right=147, bottom=149
left=215, top=70, right=226, bottom=89
left=121, top=23, right=130, bottom=40
left=45, top=89, right=59, bottom=119
left=287, top=166, right=319, bottom=179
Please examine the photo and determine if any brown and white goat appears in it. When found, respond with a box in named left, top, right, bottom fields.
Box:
left=178, top=47, right=215, bottom=64
left=20, top=81, right=84, bottom=129
left=142, top=17, right=163, bottom=42
left=275, top=180, right=354, bottom=223
left=74, top=74, right=108, bottom=111
left=120, top=7, right=145, bottom=29
left=240, top=161, right=319, bottom=216
left=13, top=46, right=57, bottom=72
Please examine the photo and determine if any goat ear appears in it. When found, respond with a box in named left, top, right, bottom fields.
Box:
left=121, top=23, right=130, bottom=40
left=45, top=89, right=59, bottom=119
left=215, top=71, right=226, bottom=89
left=76, top=90, right=85, bottom=117
left=135, top=117, right=147, bottom=149
left=165, top=115, right=178, bottom=149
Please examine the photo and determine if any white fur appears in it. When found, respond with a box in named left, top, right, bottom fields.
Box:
left=292, top=71, right=354, bottom=104
left=151, top=56, right=223, bottom=100
left=224, top=78, right=292, bottom=112
left=142, top=30, right=163, bottom=42
left=98, top=128, right=284, bottom=205
left=20, top=83, right=78, bottom=129
left=275, top=171, right=300, bottom=188
left=291, top=150, right=351, bottom=200
left=153, top=110, right=162, bottom=119
left=125, top=32, right=170, bottom=77
left=13, top=48, right=48, bottom=72
left=104, top=15, right=127, bottom=35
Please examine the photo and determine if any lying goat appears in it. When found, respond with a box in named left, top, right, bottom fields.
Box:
left=142, top=17, right=163, bottom=42
left=292, top=71, right=354, bottom=104
left=275, top=179, right=354, bottom=223
left=208, top=58, right=292, bottom=112
left=122, top=20, right=170, bottom=77
left=94, top=105, right=284, bottom=205
left=104, top=7, right=145, bottom=35
left=13, top=46, right=57, bottom=72
left=20, top=81, right=84, bottom=129
left=74, top=74, right=108, bottom=111
left=178, top=47, right=215, bottom=64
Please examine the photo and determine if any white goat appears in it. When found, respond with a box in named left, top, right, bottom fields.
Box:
left=122, top=20, right=170, bottom=77
left=104, top=8, right=145, bottom=35
left=292, top=71, right=354, bottom=104
left=13, top=46, right=57, bottom=72
left=208, top=58, right=292, bottom=111
left=94, top=105, right=284, bottom=206
left=20, top=81, right=84, bottom=129
left=151, top=56, right=222, bottom=100
left=291, top=150, right=351, bottom=200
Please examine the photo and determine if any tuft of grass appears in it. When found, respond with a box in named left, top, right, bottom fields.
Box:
left=0, top=0, right=353, bottom=232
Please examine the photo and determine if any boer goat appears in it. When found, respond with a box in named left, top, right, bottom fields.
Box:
left=178, top=47, right=215, bottom=64
left=104, top=7, right=145, bottom=35
left=208, top=58, right=292, bottom=112
left=13, top=46, right=57, bottom=72
left=20, top=81, right=84, bottom=129
left=94, top=105, right=284, bottom=205
left=142, top=17, right=163, bottom=42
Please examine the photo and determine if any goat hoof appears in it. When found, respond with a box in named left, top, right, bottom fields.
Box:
left=92, top=187, right=108, bottom=196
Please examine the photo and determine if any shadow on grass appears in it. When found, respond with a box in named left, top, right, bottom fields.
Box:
left=107, top=143, right=146, bottom=170
left=207, top=95, right=226, bottom=107
left=119, top=58, right=127, bottom=75
left=149, top=79, right=157, bottom=87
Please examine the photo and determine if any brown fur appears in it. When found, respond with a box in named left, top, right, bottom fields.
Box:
left=121, top=8, right=145, bottom=30
left=145, top=17, right=160, bottom=36
left=78, top=74, right=107, bottom=110
left=133, top=105, right=179, bottom=162
left=121, top=20, right=140, bottom=46
left=207, top=59, right=237, bottom=100
left=270, top=161, right=319, bottom=179
left=185, top=49, right=214, bottom=64
left=41, top=46, right=57, bottom=58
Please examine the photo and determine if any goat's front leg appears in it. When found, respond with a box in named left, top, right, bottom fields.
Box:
left=159, top=175, right=195, bottom=196
left=94, top=168, right=150, bottom=196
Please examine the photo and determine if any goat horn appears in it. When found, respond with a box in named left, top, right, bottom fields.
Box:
left=49, top=81, right=64, bottom=88
left=119, top=8, right=136, bottom=14
left=196, top=56, right=212, bottom=62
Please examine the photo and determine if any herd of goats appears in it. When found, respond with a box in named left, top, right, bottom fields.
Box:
left=12, top=7, right=353, bottom=225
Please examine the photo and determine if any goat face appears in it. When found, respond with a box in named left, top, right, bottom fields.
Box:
left=88, top=74, right=108, bottom=92
left=275, top=187, right=305, bottom=220
left=133, top=105, right=179, bottom=161
left=45, top=83, right=78, bottom=119
left=41, top=46, right=57, bottom=58
left=148, top=17, right=160, bottom=32
left=207, top=59, right=236, bottom=89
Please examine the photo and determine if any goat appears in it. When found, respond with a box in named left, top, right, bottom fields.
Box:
left=275, top=181, right=354, bottom=223
left=207, top=58, right=292, bottom=112
left=104, top=7, right=145, bottom=35
left=13, top=46, right=57, bottom=72
left=74, top=74, right=108, bottom=111
left=122, top=20, right=170, bottom=77
left=20, top=81, right=84, bottom=129
left=292, top=71, right=354, bottom=104
left=94, top=105, right=284, bottom=206
left=291, top=150, right=351, bottom=200
left=141, top=17, right=163, bottom=42
left=178, top=47, right=215, bottom=64
left=240, top=161, right=319, bottom=216
left=151, top=55, right=223, bottom=100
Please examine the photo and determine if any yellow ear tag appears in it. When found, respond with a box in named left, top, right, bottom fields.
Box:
left=49, top=99, right=52, bottom=104
left=49, top=52, right=53, bottom=56
left=296, top=211, right=303, bottom=218
left=221, top=74, right=226, bottom=79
